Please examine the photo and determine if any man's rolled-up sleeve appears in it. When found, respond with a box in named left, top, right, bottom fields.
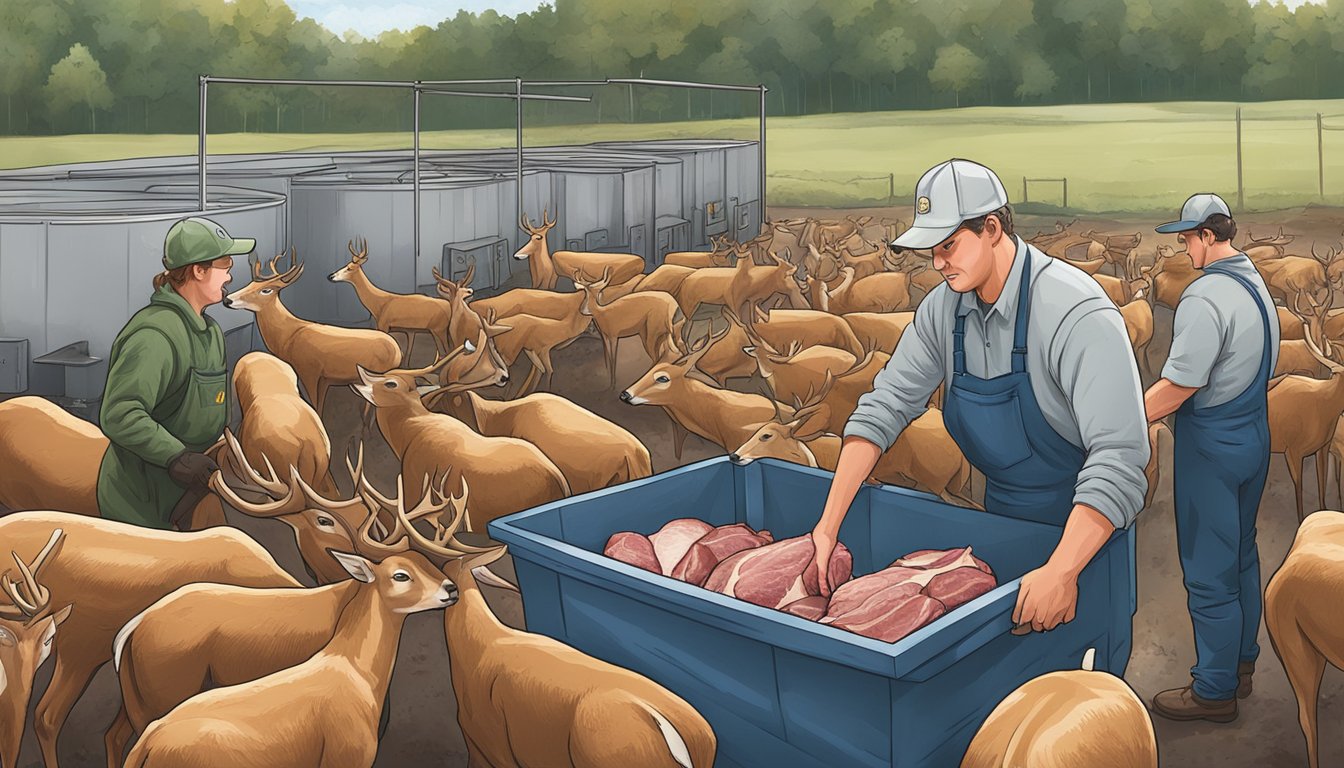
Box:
left=1053, top=304, right=1150, bottom=528
left=842, top=301, right=945, bottom=451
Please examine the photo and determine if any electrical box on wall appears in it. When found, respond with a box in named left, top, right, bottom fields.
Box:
left=0, top=338, right=29, bottom=393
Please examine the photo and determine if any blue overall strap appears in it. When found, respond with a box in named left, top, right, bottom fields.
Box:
left=953, top=311, right=967, bottom=376
left=1011, top=244, right=1033, bottom=374
left=1203, top=263, right=1274, bottom=385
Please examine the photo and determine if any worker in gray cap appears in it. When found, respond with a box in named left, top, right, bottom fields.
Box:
left=807, top=159, right=1149, bottom=650
left=1144, top=194, right=1277, bottom=723
left=96, top=216, right=253, bottom=530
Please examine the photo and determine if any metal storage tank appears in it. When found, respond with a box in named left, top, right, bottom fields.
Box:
left=0, top=184, right=286, bottom=423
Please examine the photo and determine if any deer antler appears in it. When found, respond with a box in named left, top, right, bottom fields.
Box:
left=392, top=339, right=476, bottom=380
left=543, top=206, right=556, bottom=229
left=347, top=237, right=368, bottom=264
left=392, top=475, right=494, bottom=561
left=0, top=528, right=64, bottom=624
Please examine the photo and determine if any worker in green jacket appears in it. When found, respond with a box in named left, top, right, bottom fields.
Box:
left=96, top=217, right=255, bottom=529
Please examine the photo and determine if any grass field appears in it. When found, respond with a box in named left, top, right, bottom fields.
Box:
left=6, top=99, right=1344, bottom=213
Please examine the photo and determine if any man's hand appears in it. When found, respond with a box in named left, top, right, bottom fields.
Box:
left=1012, top=562, right=1080, bottom=633
left=808, top=528, right=838, bottom=598
left=167, top=450, right=220, bottom=489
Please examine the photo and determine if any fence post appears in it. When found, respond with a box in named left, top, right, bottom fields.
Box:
left=1023, top=176, right=1028, bottom=204
left=888, top=172, right=894, bottom=205
left=1236, top=106, right=1244, bottom=211
left=1063, top=177, right=1068, bottom=209
left=1319, top=112, right=1325, bottom=201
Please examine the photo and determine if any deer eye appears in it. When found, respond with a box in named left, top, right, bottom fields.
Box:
left=533, top=235, right=542, bottom=241
left=761, top=433, right=772, bottom=441
left=317, top=516, right=335, bottom=527
left=260, top=288, right=274, bottom=295
left=655, top=374, right=670, bottom=383
left=392, top=571, right=411, bottom=582
left=383, top=381, right=397, bottom=389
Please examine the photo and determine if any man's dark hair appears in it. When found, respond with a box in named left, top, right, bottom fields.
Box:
left=960, top=205, right=1015, bottom=238
left=1197, top=213, right=1236, bottom=243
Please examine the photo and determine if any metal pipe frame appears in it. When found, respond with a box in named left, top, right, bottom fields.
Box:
left=414, top=81, right=421, bottom=274
left=516, top=77, right=524, bottom=249
left=420, top=89, right=590, bottom=102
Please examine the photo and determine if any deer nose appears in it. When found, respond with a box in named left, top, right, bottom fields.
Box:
left=498, top=371, right=509, bottom=382
left=222, top=297, right=233, bottom=308
left=619, top=390, right=632, bottom=402
left=729, top=452, right=742, bottom=463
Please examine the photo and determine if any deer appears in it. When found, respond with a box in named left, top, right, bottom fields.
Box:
left=1268, top=315, right=1344, bottom=520
left=107, top=464, right=451, bottom=766
left=514, top=208, right=646, bottom=292
left=884, top=248, right=946, bottom=299
left=620, top=325, right=798, bottom=460
left=484, top=303, right=594, bottom=397
left=428, top=389, right=653, bottom=494
left=744, top=338, right=858, bottom=409
left=328, top=237, right=454, bottom=365
left=1119, top=251, right=1155, bottom=378
left=0, top=397, right=225, bottom=528
left=122, top=536, right=455, bottom=768
left=444, top=270, right=588, bottom=322
left=674, top=248, right=808, bottom=320
left=663, top=234, right=735, bottom=268
left=1240, top=228, right=1296, bottom=261
left=390, top=489, right=719, bottom=768
left=573, top=266, right=686, bottom=389
left=1256, top=248, right=1330, bottom=319
left=1264, top=510, right=1344, bottom=768
left=728, top=392, right=977, bottom=508
left=231, top=352, right=337, bottom=496
left=1142, top=244, right=1201, bottom=311
left=429, top=264, right=514, bottom=391
left=960, top=648, right=1158, bottom=768
left=1, top=529, right=72, bottom=768
left=354, top=346, right=571, bottom=531
left=843, top=312, right=915, bottom=356
left=697, top=303, right=867, bottom=386
left=223, top=251, right=403, bottom=419
left=819, top=265, right=912, bottom=314
left=0, top=509, right=302, bottom=768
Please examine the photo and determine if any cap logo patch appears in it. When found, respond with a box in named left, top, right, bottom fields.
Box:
left=916, top=196, right=931, bottom=214
left=215, top=226, right=227, bottom=239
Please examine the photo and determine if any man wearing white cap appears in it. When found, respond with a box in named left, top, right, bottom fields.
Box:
left=1144, top=194, right=1277, bottom=722
left=807, top=159, right=1149, bottom=648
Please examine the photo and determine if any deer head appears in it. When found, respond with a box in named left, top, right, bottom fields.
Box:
left=328, top=237, right=369, bottom=283
left=1, top=528, right=73, bottom=764
left=386, top=474, right=513, bottom=593
left=728, top=381, right=834, bottom=466
left=514, top=208, right=557, bottom=260
left=572, top=266, right=614, bottom=316
left=433, top=263, right=476, bottom=302
left=620, top=324, right=731, bottom=405
left=351, top=341, right=475, bottom=412
left=225, top=248, right=303, bottom=312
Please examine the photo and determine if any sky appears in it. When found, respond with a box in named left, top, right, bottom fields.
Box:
left=283, top=0, right=1325, bottom=39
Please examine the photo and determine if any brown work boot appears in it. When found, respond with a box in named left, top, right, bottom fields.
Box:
left=1152, top=685, right=1238, bottom=723
left=1238, top=661, right=1254, bottom=699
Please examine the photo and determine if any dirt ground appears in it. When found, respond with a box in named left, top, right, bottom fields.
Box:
left=13, top=204, right=1344, bottom=767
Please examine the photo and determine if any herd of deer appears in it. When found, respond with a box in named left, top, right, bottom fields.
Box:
left=0, top=206, right=1343, bottom=767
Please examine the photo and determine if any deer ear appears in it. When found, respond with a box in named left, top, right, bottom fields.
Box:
left=329, top=550, right=376, bottom=583
left=51, top=604, right=73, bottom=627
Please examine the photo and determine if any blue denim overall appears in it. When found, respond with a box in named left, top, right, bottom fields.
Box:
left=943, top=247, right=1086, bottom=525
left=1172, top=261, right=1273, bottom=701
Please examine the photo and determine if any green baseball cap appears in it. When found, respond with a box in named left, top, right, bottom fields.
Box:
left=163, top=217, right=256, bottom=270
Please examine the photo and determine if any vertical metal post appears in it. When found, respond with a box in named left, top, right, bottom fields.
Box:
left=888, top=173, right=894, bottom=204
left=413, top=82, right=421, bottom=269
left=1063, top=178, right=1068, bottom=209
left=759, top=85, right=767, bottom=224
left=198, top=75, right=208, bottom=211
left=1319, top=112, right=1325, bottom=200
left=1236, top=107, right=1244, bottom=211
left=516, top=76, right=524, bottom=241
left=1023, top=177, right=1028, bottom=204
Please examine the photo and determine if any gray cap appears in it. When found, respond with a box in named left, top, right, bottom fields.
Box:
left=1155, top=193, right=1232, bottom=234
left=891, top=159, right=1010, bottom=250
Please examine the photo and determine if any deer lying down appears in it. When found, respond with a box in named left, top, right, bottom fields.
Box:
left=397, top=490, right=718, bottom=768
left=1265, top=510, right=1344, bottom=768
left=960, top=648, right=1158, bottom=768
left=108, top=467, right=447, bottom=766
left=0, top=511, right=301, bottom=768
left=122, top=548, right=453, bottom=768
left=0, top=529, right=73, bottom=768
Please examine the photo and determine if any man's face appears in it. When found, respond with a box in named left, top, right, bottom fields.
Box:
left=193, top=255, right=235, bottom=304
left=1177, top=229, right=1214, bottom=268
left=930, top=218, right=1000, bottom=294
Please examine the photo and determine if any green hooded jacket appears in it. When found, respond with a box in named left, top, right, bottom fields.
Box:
left=95, top=284, right=229, bottom=528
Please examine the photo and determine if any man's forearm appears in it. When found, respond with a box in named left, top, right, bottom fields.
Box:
left=1044, top=504, right=1115, bottom=578
left=816, top=436, right=883, bottom=536
left=1144, top=378, right=1198, bottom=422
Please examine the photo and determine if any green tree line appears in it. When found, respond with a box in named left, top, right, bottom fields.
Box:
left=1, top=0, right=1341, bottom=136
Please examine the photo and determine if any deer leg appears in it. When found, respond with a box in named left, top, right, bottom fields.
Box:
left=103, top=704, right=135, bottom=768
left=312, top=378, right=329, bottom=422
left=604, top=335, right=619, bottom=390
left=1266, top=588, right=1326, bottom=768
left=669, top=414, right=690, bottom=461
left=1315, top=444, right=1330, bottom=513
left=404, top=331, right=418, bottom=367
left=1286, top=452, right=1306, bottom=522
left=35, top=638, right=107, bottom=768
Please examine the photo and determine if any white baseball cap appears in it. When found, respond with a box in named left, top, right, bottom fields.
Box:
left=1155, top=193, right=1232, bottom=234
left=890, top=159, right=1010, bottom=250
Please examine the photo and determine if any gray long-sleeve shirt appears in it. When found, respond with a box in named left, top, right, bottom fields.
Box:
left=842, top=235, right=1150, bottom=529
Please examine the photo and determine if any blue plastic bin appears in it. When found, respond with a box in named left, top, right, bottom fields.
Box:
left=488, top=457, right=1137, bottom=768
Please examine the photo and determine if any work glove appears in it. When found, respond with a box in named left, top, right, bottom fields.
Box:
left=167, top=450, right=221, bottom=490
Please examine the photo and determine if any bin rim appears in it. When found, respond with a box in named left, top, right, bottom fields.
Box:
left=488, top=455, right=1133, bottom=681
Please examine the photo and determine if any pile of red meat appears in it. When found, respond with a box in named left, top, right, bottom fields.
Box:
left=603, top=517, right=998, bottom=644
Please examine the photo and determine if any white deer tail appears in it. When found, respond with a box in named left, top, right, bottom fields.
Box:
left=1081, top=647, right=1096, bottom=672
left=638, top=700, right=694, bottom=768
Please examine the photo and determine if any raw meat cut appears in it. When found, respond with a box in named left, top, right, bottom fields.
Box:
left=704, top=535, right=853, bottom=610
left=824, top=571, right=925, bottom=619
left=822, top=593, right=946, bottom=643
left=671, top=523, right=774, bottom=586
left=892, top=546, right=993, bottom=575
left=781, top=596, right=830, bottom=621
left=924, top=566, right=997, bottom=609
left=603, top=532, right=661, bottom=574
left=648, top=518, right=714, bottom=576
